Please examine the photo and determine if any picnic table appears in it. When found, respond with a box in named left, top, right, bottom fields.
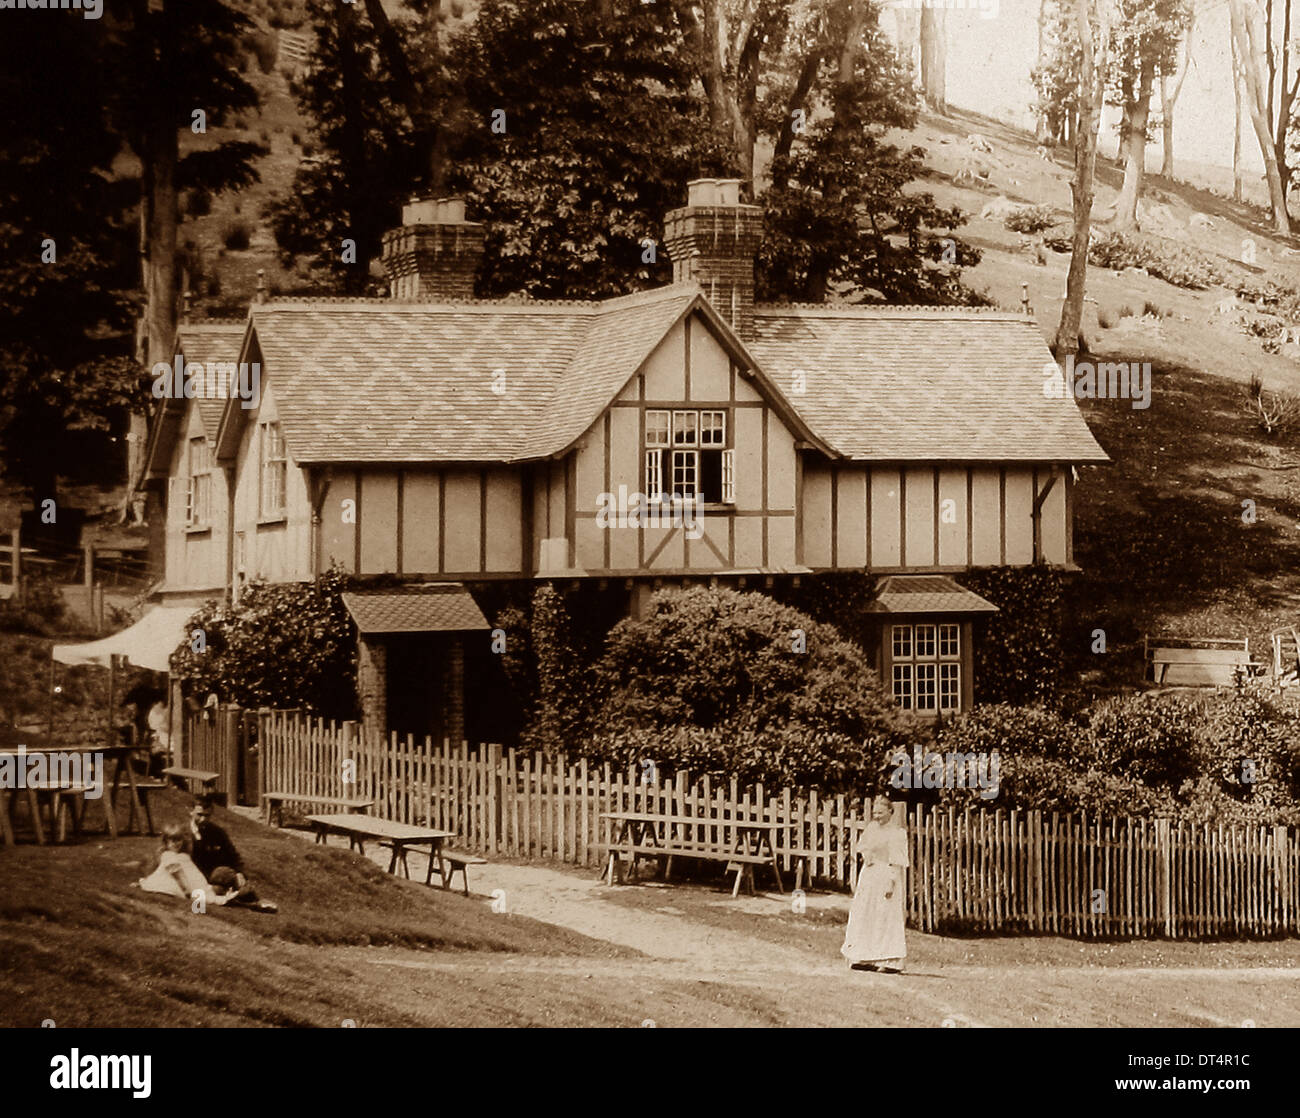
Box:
left=598, top=810, right=790, bottom=897
left=305, top=813, right=455, bottom=885
left=0, top=743, right=155, bottom=846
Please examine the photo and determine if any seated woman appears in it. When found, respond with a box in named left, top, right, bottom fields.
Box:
left=137, top=824, right=232, bottom=907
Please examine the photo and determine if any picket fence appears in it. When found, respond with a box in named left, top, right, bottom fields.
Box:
left=258, top=713, right=1300, bottom=939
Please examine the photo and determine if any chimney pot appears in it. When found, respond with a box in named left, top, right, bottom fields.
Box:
left=664, top=182, right=762, bottom=339
left=383, top=196, right=484, bottom=301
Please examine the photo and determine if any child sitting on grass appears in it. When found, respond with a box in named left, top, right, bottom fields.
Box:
left=138, top=824, right=232, bottom=907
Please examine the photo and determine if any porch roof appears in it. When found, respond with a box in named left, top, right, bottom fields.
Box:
left=342, top=585, right=490, bottom=634
left=865, top=575, right=999, bottom=615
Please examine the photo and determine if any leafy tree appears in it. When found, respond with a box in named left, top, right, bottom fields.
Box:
left=447, top=0, right=710, bottom=298
left=169, top=569, right=358, bottom=719
left=0, top=13, right=139, bottom=503
left=758, top=15, right=981, bottom=304
left=1107, top=0, right=1192, bottom=229
left=269, top=0, right=421, bottom=293
left=106, top=0, right=266, bottom=502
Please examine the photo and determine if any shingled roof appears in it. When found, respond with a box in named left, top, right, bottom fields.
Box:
left=750, top=307, right=1108, bottom=463
left=177, top=323, right=248, bottom=442
left=220, top=288, right=1106, bottom=468
left=241, top=286, right=716, bottom=464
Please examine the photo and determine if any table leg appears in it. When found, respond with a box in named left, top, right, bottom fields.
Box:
left=767, top=829, right=785, bottom=894
left=425, top=841, right=441, bottom=887
left=24, top=787, right=45, bottom=845
left=0, top=790, right=13, bottom=845
left=123, top=755, right=143, bottom=835
left=386, top=844, right=399, bottom=874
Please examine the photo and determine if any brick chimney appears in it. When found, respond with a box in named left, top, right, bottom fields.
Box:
left=663, top=179, right=763, bottom=339
left=381, top=196, right=485, bottom=300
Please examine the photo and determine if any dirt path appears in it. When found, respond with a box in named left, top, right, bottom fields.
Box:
left=296, top=832, right=1300, bottom=1027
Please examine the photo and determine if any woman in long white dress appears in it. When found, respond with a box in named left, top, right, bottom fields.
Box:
left=841, top=796, right=909, bottom=973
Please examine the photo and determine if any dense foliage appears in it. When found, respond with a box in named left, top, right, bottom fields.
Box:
left=169, top=569, right=357, bottom=719
left=934, top=688, right=1300, bottom=825
left=560, top=587, right=922, bottom=792
left=959, top=566, right=1068, bottom=706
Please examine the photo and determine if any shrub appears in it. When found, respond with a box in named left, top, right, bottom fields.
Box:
left=576, top=587, right=922, bottom=791
left=0, top=576, right=68, bottom=637
left=1086, top=692, right=1200, bottom=788
left=936, top=703, right=1087, bottom=760
left=1089, top=230, right=1225, bottom=289
left=169, top=567, right=357, bottom=719
left=1004, top=204, right=1056, bottom=234
left=222, top=221, right=252, bottom=251
left=959, top=566, right=1067, bottom=705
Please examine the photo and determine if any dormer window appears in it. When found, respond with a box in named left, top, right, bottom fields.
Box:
left=645, top=408, right=734, bottom=504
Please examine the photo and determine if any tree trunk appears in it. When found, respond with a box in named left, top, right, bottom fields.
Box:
left=1233, top=28, right=1244, bottom=202
left=133, top=0, right=179, bottom=523
left=1056, top=0, right=1104, bottom=355
left=1231, top=0, right=1290, bottom=233
left=1035, top=0, right=1049, bottom=142
left=1160, top=11, right=1194, bottom=178
left=920, top=5, right=946, bottom=114
left=1114, top=59, right=1153, bottom=229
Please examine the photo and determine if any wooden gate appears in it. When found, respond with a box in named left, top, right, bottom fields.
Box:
left=184, top=705, right=260, bottom=807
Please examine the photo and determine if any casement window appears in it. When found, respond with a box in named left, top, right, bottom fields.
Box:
left=259, top=421, right=287, bottom=518
left=186, top=438, right=211, bottom=528
left=644, top=408, right=734, bottom=504
left=891, top=622, right=962, bottom=713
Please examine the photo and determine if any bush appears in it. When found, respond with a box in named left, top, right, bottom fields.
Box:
left=937, top=703, right=1086, bottom=760
left=0, top=576, right=67, bottom=637
left=1086, top=692, right=1200, bottom=788
left=1004, top=204, right=1056, bottom=234
left=169, top=567, right=357, bottom=719
left=1089, top=230, right=1225, bottom=290
left=222, top=221, right=252, bottom=251
left=574, top=587, right=922, bottom=792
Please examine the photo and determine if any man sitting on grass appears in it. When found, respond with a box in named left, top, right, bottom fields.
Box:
left=189, top=794, right=278, bottom=913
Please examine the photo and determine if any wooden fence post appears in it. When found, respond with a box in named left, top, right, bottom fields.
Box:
left=1156, top=817, right=1172, bottom=938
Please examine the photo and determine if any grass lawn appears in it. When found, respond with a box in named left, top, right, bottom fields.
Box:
left=0, top=789, right=640, bottom=1027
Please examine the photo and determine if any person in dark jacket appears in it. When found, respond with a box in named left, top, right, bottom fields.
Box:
left=189, top=795, right=277, bottom=913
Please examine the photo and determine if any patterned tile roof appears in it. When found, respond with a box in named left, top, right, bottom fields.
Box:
left=341, top=585, right=490, bottom=633
left=750, top=307, right=1109, bottom=463
left=176, top=323, right=248, bottom=442
left=865, top=575, right=999, bottom=615
left=246, top=286, right=700, bottom=464
left=233, top=291, right=1107, bottom=467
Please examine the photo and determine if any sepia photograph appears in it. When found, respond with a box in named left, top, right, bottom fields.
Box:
left=0, top=0, right=1295, bottom=1085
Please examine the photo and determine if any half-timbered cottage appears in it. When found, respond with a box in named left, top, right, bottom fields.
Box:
left=144, top=181, right=1107, bottom=743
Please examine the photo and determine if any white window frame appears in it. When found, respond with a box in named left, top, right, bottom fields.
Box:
left=644, top=448, right=664, bottom=501
left=721, top=449, right=735, bottom=504
left=892, top=622, right=962, bottom=714
left=671, top=448, right=699, bottom=501
left=260, top=421, right=287, bottom=519
left=187, top=437, right=211, bottom=528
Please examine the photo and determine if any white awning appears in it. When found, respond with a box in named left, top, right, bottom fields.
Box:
left=52, top=604, right=196, bottom=672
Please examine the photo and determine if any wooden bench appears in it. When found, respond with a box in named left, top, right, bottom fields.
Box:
left=263, top=792, right=374, bottom=828
left=595, top=841, right=774, bottom=896
left=1144, top=636, right=1265, bottom=687
left=162, top=766, right=221, bottom=794
left=436, top=849, right=488, bottom=896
